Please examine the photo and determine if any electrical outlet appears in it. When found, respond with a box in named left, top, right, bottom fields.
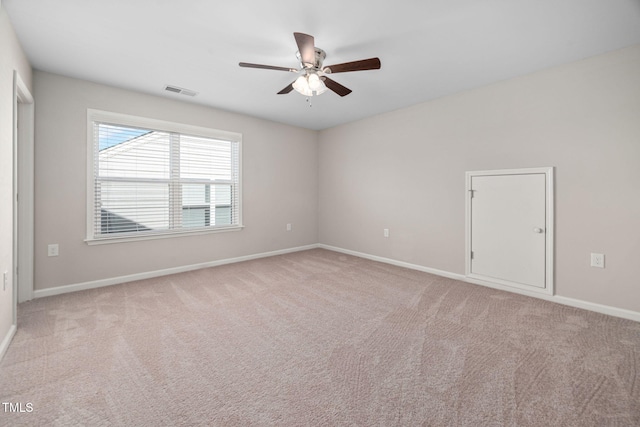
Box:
left=383, top=228, right=390, bottom=238
left=590, top=253, right=605, bottom=268
left=286, top=223, right=292, bottom=232
left=48, top=244, right=59, bottom=257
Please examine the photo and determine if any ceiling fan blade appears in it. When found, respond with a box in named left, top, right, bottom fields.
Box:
left=239, top=62, right=296, bottom=72
left=324, top=58, right=381, bottom=74
left=323, top=77, right=352, bottom=97
left=294, top=32, right=315, bottom=67
left=277, top=82, right=295, bottom=95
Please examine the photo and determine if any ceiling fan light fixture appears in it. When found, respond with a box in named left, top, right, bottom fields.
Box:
left=307, top=73, right=322, bottom=90
left=293, top=72, right=328, bottom=97
left=293, top=75, right=313, bottom=96
left=314, top=80, right=328, bottom=95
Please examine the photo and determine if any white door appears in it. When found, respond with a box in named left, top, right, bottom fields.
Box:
left=469, top=172, right=548, bottom=289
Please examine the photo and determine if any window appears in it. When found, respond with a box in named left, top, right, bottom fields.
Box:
left=87, top=110, right=241, bottom=243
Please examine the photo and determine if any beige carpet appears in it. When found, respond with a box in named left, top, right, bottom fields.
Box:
left=1, top=249, right=638, bottom=426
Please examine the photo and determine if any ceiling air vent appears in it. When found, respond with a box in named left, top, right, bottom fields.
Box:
left=163, top=85, right=198, bottom=97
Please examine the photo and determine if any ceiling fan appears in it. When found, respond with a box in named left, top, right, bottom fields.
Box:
left=239, top=32, right=381, bottom=97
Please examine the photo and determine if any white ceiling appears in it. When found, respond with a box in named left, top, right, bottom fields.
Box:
left=5, top=0, right=640, bottom=130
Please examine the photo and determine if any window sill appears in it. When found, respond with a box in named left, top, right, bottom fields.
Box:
left=85, top=225, right=244, bottom=245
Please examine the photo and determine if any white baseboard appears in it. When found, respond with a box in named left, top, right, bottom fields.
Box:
left=463, top=276, right=640, bottom=322
left=551, top=296, right=640, bottom=323
left=31, top=243, right=640, bottom=323
left=33, top=244, right=319, bottom=299
left=318, top=244, right=466, bottom=281
left=0, top=324, right=17, bottom=362
left=318, top=244, right=640, bottom=323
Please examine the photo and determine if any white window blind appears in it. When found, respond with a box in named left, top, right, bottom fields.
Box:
left=88, top=113, right=241, bottom=241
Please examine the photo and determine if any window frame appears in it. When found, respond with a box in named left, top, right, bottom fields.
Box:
left=86, top=109, right=243, bottom=245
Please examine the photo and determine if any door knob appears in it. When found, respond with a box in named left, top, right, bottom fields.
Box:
left=533, top=227, right=544, bottom=233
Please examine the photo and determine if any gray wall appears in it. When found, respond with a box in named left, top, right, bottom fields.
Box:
left=34, top=71, right=318, bottom=290
left=0, top=6, right=32, bottom=345
left=318, top=45, right=640, bottom=313
left=29, top=44, right=640, bottom=317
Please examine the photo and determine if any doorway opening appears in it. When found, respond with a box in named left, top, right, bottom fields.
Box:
left=13, top=71, right=35, bottom=325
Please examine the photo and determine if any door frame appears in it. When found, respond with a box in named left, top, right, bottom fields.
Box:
left=465, top=167, right=554, bottom=295
left=13, top=71, right=35, bottom=313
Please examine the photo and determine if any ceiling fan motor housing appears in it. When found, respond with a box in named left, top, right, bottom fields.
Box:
left=296, top=48, right=326, bottom=70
